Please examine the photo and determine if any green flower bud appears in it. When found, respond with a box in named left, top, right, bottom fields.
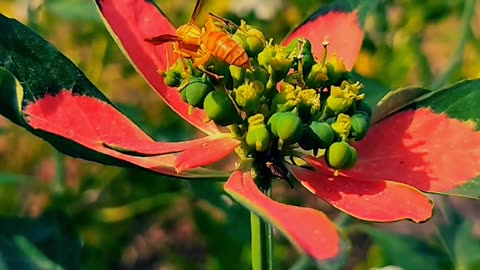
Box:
left=184, top=77, right=214, bottom=108
left=299, top=121, right=334, bottom=150
left=203, top=91, right=239, bottom=126
left=234, top=21, right=267, bottom=57
left=246, top=67, right=269, bottom=86
left=325, top=141, right=353, bottom=169
left=267, top=112, right=282, bottom=137
left=164, top=70, right=182, bottom=87
left=271, top=83, right=300, bottom=112
left=245, top=28, right=266, bottom=55
left=305, top=63, right=329, bottom=89
left=180, top=88, right=188, bottom=102
left=229, top=65, right=246, bottom=88
left=285, top=38, right=315, bottom=73
left=283, top=73, right=300, bottom=85
left=167, top=59, right=186, bottom=75
left=184, top=59, right=203, bottom=77
left=325, top=54, right=348, bottom=85
left=268, top=112, right=303, bottom=145
left=331, top=113, right=351, bottom=140
left=325, top=82, right=365, bottom=116
left=350, top=113, right=370, bottom=140
left=246, top=114, right=270, bottom=152
left=301, top=41, right=315, bottom=73
left=258, top=43, right=294, bottom=79
left=297, top=89, right=321, bottom=120
left=235, top=81, right=263, bottom=114
left=232, top=32, right=249, bottom=49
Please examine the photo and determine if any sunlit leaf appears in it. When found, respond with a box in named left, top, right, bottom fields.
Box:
left=350, top=80, right=480, bottom=198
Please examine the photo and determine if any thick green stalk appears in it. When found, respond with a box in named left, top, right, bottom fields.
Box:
left=251, top=211, right=273, bottom=270
left=53, top=150, right=65, bottom=195
left=251, top=185, right=273, bottom=270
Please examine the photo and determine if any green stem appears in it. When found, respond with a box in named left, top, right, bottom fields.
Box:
left=430, top=0, right=476, bottom=89
left=251, top=188, right=273, bottom=270
left=289, top=254, right=312, bottom=270
left=53, top=150, right=65, bottom=195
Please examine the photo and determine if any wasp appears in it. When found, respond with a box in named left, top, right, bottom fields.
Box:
left=145, top=0, right=250, bottom=77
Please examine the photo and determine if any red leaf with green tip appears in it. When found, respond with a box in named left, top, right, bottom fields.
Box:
left=224, top=171, right=346, bottom=262
left=96, top=0, right=220, bottom=135
left=25, top=90, right=225, bottom=156
left=0, top=15, right=227, bottom=179
left=283, top=0, right=379, bottom=70
left=350, top=80, right=480, bottom=198
left=175, top=138, right=240, bottom=173
left=289, top=165, right=433, bottom=223
left=24, top=89, right=228, bottom=178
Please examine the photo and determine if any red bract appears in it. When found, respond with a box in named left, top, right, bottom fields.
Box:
left=94, top=0, right=436, bottom=262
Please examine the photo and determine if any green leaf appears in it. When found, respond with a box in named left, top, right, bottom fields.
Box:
left=0, top=173, right=33, bottom=185
left=0, top=236, right=63, bottom=270
left=45, top=0, right=102, bottom=23
left=437, top=206, right=480, bottom=270
left=349, top=79, right=480, bottom=199
left=414, top=79, right=480, bottom=127
left=357, top=225, right=445, bottom=269
left=0, top=212, right=82, bottom=270
left=0, top=14, right=228, bottom=179
left=371, top=86, right=430, bottom=124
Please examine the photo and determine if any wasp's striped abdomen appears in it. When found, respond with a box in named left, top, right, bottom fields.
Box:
left=204, top=31, right=249, bottom=68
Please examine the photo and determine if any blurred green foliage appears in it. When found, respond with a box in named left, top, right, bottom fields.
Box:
left=0, top=0, right=479, bottom=269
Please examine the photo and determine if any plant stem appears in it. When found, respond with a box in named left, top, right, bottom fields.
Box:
left=430, top=0, right=476, bottom=89
left=251, top=188, right=273, bottom=270
left=289, top=254, right=312, bottom=270
left=53, top=150, right=65, bottom=195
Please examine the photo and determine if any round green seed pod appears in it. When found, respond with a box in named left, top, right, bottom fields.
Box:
left=310, top=121, right=334, bottom=148
left=184, top=78, right=214, bottom=108
left=246, top=125, right=270, bottom=152
left=299, top=121, right=334, bottom=150
left=180, top=88, right=188, bottom=102
left=203, top=91, right=238, bottom=126
left=350, top=113, right=370, bottom=141
left=267, top=112, right=282, bottom=137
left=274, top=112, right=303, bottom=144
left=325, top=141, right=352, bottom=169
left=343, top=146, right=358, bottom=169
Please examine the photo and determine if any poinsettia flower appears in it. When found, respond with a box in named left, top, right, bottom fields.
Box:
left=1, top=0, right=480, bottom=265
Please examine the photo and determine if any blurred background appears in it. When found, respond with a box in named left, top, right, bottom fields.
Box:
left=0, top=0, right=480, bottom=269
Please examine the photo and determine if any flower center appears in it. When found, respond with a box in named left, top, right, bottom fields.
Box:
left=160, top=17, right=371, bottom=175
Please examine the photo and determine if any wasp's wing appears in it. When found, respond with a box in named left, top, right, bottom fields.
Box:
left=190, top=0, right=206, bottom=22
left=145, top=34, right=181, bottom=45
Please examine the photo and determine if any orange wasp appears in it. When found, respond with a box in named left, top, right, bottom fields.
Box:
left=145, top=0, right=250, bottom=75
